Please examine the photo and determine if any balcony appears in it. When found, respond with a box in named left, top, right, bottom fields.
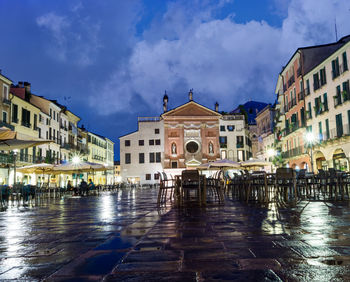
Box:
left=92, top=155, right=105, bottom=162
left=21, top=121, right=31, bottom=128
left=0, top=121, right=14, bottom=130
left=2, top=98, right=11, bottom=105
left=287, top=75, right=295, bottom=87
left=305, top=87, right=310, bottom=96
left=281, top=146, right=304, bottom=159
left=287, top=98, right=297, bottom=110
left=0, top=152, right=14, bottom=164
left=220, top=143, right=227, bottom=149
left=236, top=143, right=244, bottom=149
left=297, top=90, right=304, bottom=101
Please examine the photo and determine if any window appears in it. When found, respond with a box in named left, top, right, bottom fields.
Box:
left=139, top=153, right=144, bottom=164
left=2, top=111, right=7, bottom=123
left=305, top=79, right=310, bottom=95
left=3, top=84, right=9, bottom=100
left=319, top=121, right=323, bottom=141
left=149, top=139, right=154, bottom=145
left=50, top=109, right=52, bottom=117
left=149, top=152, right=155, bottom=163
left=342, top=80, right=350, bottom=102
left=332, top=57, right=340, bottom=79
left=219, top=136, right=227, bottom=148
left=12, top=104, right=18, bottom=123
left=325, top=119, right=330, bottom=140
left=154, top=173, right=159, bottom=180
left=220, top=125, right=225, bottom=131
left=46, top=131, right=48, bottom=139
left=156, top=152, right=161, bottom=163
left=236, top=136, right=244, bottom=148
left=186, top=141, right=199, bottom=153
left=34, top=114, right=37, bottom=130
left=320, top=67, right=327, bottom=86
left=53, top=111, right=55, bottom=120
left=313, top=73, right=320, bottom=91
left=21, top=108, right=31, bottom=128
left=38, top=128, right=41, bottom=138
left=227, top=125, right=234, bottom=131
left=139, top=140, right=144, bottom=146
left=343, top=52, right=348, bottom=72
left=171, top=161, right=178, bottom=168
left=125, top=140, right=130, bottom=146
left=125, top=153, right=131, bottom=164
left=336, top=113, right=343, bottom=138
left=335, top=85, right=342, bottom=106
left=323, top=93, right=328, bottom=111
left=155, top=128, right=160, bottom=134
left=155, top=139, right=161, bottom=145
left=146, top=174, right=151, bottom=180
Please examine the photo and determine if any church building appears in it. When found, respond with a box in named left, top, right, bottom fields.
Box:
left=119, top=91, right=252, bottom=185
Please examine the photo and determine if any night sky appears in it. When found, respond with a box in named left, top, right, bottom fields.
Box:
left=1, top=0, right=350, bottom=160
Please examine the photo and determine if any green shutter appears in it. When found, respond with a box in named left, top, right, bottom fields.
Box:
left=323, top=93, right=328, bottom=111
left=325, top=119, right=330, bottom=139
left=319, top=121, right=323, bottom=140
left=336, top=113, right=343, bottom=137
left=343, top=52, right=348, bottom=71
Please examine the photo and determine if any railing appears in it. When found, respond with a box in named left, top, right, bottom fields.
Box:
left=236, top=143, right=244, bottom=149
left=138, top=117, right=161, bottom=122
left=313, top=81, right=320, bottom=91
left=287, top=98, right=297, bottom=110
left=288, top=75, right=295, bottom=87
left=92, top=155, right=105, bottom=161
left=2, top=98, right=11, bottom=105
left=305, top=87, right=310, bottom=96
left=0, top=152, right=14, bottom=164
left=0, top=121, right=14, bottom=130
left=281, top=146, right=304, bottom=158
left=220, top=143, right=227, bottom=148
left=297, top=90, right=304, bottom=101
left=328, top=124, right=350, bottom=140
left=21, top=121, right=31, bottom=128
left=222, top=115, right=244, bottom=120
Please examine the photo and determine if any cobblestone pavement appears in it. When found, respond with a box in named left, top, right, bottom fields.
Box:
left=0, top=188, right=350, bottom=281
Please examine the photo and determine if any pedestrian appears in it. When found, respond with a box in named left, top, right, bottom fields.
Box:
left=67, top=180, right=73, bottom=191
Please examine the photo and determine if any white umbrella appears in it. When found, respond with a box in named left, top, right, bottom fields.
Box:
left=0, top=127, right=52, bottom=150
left=240, top=158, right=271, bottom=167
left=53, top=161, right=104, bottom=173
left=208, top=159, right=241, bottom=169
left=17, top=163, right=55, bottom=174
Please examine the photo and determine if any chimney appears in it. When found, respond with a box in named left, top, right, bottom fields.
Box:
left=18, top=81, right=24, bottom=88
left=24, top=82, right=31, bottom=93
left=163, top=91, right=168, bottom=112
left=215, top=102, right=219, bottom=112
left=189, top=89, right=193, bottom=101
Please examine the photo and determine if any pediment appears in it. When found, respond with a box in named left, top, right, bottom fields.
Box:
left=185, top=158, right=202, bottom=167
left=162, top=101, right=221, bottom=118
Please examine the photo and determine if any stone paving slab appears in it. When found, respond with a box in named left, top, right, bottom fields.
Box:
left=0, top=189, right=350, bottom=280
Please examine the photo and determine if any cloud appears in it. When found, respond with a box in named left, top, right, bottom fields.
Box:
left=36, top=10, right=102, bottom=67
left=90, top=0, right=350, bottom=115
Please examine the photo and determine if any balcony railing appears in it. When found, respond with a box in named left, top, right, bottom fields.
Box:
left=297, top=90, right=304, bottom=101
left=2, top=98, right=11, bottom=105
left=21, top=121, right=31, bottom=128
left=281, top=146, right=304, bottom=159
left=236, top=143, right=244, bottom=149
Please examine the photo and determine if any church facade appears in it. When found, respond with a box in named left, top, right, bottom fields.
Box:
left=119, top=92, right=252, bottom=185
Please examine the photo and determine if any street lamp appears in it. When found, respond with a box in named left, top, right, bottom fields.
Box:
left=305, top=132, right=315, bottom=173
left=267, top=148, right=276, bottom=172
left=71, top=155, right=81, bottom=187
left=13, top=149, right=18, bottom=187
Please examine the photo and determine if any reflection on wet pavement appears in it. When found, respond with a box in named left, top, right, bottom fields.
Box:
left=0, top=188, right=349, bottom=281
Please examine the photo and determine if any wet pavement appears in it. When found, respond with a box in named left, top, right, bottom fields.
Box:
left=0, top=189, right=350, bottom=281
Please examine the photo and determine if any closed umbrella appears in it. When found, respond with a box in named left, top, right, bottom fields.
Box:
left=208, top=159, right=241, bottom=169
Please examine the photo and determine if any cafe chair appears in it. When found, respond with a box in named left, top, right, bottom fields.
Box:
left=181, top=169, right=201, bottom=206
left=157, top=172, right=175, bottom=206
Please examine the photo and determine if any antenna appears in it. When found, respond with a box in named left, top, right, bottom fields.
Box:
left=335, top=17, right=338, bottom=41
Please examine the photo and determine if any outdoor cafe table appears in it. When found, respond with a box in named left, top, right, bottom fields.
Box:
left=174, top=175, right=206, bottom=206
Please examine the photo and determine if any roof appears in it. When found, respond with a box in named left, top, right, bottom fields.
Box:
left=230, top=101, right=268, bottom=125
left=161, top=100, right=221, bottom=118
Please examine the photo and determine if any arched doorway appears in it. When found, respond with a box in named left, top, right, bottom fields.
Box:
left=332, top=148, right=349, bottom=171
left=314, top=151, right=326, bottom=171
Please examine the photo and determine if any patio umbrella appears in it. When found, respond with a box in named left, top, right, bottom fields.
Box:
left=17, top=163, right=55, bottom=174
left=0, top=127, right=52, bottom=150
left=197, top=163, right=211, bottom=170
left=53, top=161, right=105, bottom=173
left=208, top=159, right=241, bottom=169
left=240, top=158, right=271, bottom=168
left=17, top=163, right=55, bottom=187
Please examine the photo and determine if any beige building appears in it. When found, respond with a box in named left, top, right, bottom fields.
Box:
left=304, top=38, right=350, bottom=171
left=0, top=73, right=12, bottom=129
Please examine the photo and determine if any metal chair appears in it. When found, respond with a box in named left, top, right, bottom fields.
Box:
left=157, top=172, right=175, bottom=206
left=181, top=170, right=201, bottom=206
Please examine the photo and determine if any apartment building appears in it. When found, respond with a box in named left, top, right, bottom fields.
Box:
left=304, top=38, right=350, bottom=171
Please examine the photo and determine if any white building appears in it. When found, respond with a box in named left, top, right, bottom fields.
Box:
left=120, top=117, right=164, bottom=185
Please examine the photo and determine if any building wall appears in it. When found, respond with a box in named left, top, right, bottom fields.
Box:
left=0, top=74, right=12, bottom=128
left=120, top=119, right=164, bottom=185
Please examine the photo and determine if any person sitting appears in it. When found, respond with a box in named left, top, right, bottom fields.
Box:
left=88, top=179, right=95, bottom=194
left=67, top=180, right=73, bottom=191
left=79, top=179, right=88, bottom=196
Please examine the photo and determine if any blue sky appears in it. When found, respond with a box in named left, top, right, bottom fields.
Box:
left=1, top=0, right=350, bottom=160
